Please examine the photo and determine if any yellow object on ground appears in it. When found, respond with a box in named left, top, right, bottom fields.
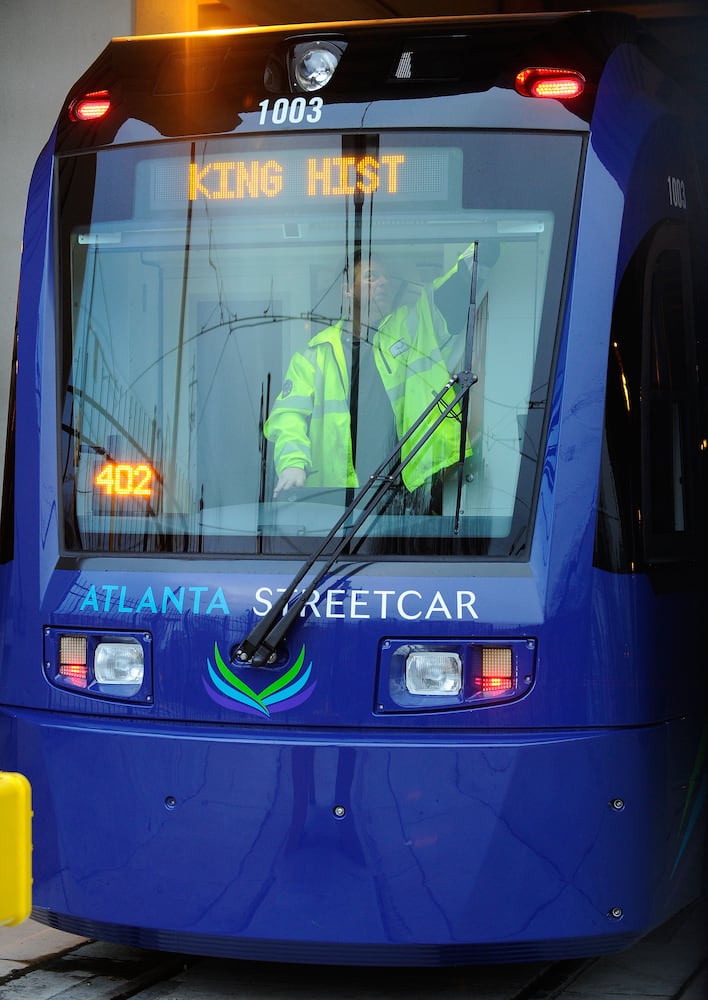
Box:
left=0, top=772, right=32, bottom=926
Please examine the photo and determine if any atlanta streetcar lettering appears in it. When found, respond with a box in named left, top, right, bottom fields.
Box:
left=76, top=583, right=478, bottom=620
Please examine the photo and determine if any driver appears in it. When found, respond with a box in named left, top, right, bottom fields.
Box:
left=264, top=249, right=475, bottom=513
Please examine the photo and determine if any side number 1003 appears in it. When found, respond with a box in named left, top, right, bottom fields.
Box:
left=667, top=175, right=687, bottom=209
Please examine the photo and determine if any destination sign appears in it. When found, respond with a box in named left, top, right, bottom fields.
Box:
left=189, top=154, right=406, bottom=201
left=146, top=147, right=456, bottom=208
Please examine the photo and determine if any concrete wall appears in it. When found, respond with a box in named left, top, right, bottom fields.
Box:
left=0, top=0, right=133, bottom=470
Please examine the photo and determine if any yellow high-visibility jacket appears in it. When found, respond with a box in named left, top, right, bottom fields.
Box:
left=264, top=275, right=472, bottom=492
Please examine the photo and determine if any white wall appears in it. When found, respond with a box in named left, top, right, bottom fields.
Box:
left=0, top=0, right=133, bottom=470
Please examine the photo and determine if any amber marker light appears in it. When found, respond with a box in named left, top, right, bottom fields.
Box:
left=515, top=68, right=585, bottom=100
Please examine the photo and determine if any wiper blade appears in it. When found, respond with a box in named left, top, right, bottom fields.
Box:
left=234, top=370, right=476, bottom=666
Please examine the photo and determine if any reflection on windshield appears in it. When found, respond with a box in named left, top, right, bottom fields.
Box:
left=60, top=132, right=581, bottom=556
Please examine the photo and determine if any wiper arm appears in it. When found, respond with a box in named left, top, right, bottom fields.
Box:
left=452, top=243, right=478, bottom=534
left=234, top=366, right=478, bottom=667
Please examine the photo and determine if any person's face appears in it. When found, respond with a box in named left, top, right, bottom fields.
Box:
left=357, top=260, right=394, bottom=316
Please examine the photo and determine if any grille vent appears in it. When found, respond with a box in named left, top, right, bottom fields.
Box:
left=392, top=39, right=466, bottom=82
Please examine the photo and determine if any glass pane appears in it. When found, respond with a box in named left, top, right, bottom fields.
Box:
left=59, top=132, right=581, bottom=556
left=646, top=247, right=689, bottom=540
left=649, top=400, right=685, bottom=533
left=650, top=249, right=685, bottom=392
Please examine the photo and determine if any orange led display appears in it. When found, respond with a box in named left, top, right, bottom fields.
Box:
left=189, top=160, right=284, bottom=201
left=188, top=154, right=407, bottom=201
left=94, top=462, right=155, bottom=499
left=307, top=154, right=405, bottom=197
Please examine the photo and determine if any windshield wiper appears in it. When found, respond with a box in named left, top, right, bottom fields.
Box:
left=452, top=244, right=479, bottom=534
left=234, top=246, right=479, bottom=668
left=234, top=371, right=477, bottom=666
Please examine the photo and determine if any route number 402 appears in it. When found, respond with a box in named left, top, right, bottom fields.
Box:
left=667, top=175, right=687, bottom=210
left=258, top=97, right=323, bottom=125
left=94, top=462, right=155, bottom=498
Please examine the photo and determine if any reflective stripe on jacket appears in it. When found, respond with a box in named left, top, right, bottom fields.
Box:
left=375, top=281, right=471, bottom=490
left=265, top=322, right=358, bottom=488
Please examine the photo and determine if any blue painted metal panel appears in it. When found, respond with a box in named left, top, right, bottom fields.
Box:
left=1, top=708, right=702, bottom=963
left=0, top=11, right=706, bottom=965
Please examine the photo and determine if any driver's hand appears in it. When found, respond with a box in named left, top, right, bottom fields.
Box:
left=273, top=467, right=306, bottom=498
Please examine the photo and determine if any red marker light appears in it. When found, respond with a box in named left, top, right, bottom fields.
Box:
left=515, top=68, right=585, bottom=100
left=59, top=635, right=88, bottom=688
left=69, top=90, right=111, bottom=122
left=479, top=647, right=514, bottom=694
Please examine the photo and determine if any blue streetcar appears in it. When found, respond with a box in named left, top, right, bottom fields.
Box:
left=0, top=11, right=706, bottom=964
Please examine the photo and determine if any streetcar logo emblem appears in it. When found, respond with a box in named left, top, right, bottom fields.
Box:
left=203, top=642, right=316, bottom=716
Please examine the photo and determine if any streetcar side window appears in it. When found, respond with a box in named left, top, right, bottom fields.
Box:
left=642, top=229, right=697, bottom=563
left=596, top=223, right=700, bottom=573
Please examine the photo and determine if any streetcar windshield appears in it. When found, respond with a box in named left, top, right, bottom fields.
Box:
left=58, top=131, right=581, bottom=557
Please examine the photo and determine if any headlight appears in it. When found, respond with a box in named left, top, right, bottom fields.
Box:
left=405, top=651, right=462, bottom=696
left=94, top=641, right=144, bottom=686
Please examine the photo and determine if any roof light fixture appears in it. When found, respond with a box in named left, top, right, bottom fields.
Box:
left=289, top=41, right=346, bottom=92
left=515, top=68, right=585, bottom=100
left=69, top=89, right=112, bottom=122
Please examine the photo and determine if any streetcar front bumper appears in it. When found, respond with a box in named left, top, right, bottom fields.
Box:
left=2, top=709, right=701, bottom=965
